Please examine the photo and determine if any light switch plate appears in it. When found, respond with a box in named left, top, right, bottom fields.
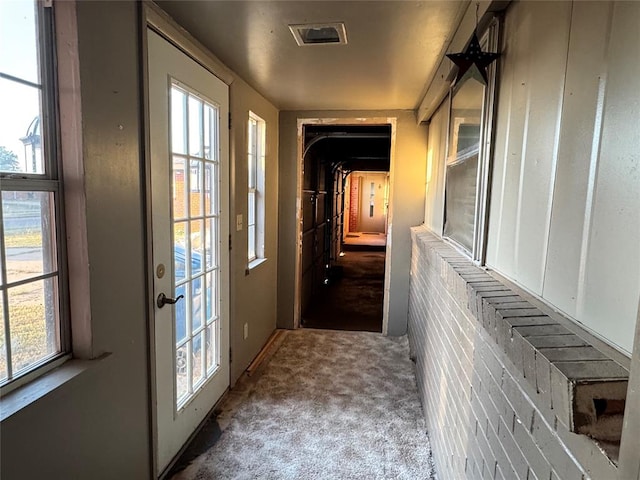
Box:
left=236, top=214, right=243, bottom=231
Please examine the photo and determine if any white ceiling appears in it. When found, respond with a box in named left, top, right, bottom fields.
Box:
left=157, top=1, right=468, bottom=111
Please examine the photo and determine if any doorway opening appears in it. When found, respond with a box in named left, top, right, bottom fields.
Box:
left=297, top=122, right=392, bottom=333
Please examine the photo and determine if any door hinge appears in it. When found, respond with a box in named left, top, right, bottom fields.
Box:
left=229, top=347, right=233, bottom=363
left=229, top=234, right=232, bottom=251
left=228, top=112, right=232, bottom=130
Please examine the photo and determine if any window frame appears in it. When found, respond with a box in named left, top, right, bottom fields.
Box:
left=247, top=111, right=266, bottom=267
left=0, top=1, right=70, bottom=394
left=442, top=18, right=500, bottom=264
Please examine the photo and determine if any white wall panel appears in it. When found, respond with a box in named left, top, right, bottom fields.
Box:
left=487, top=0, right=640, bottom=354
left=486, top=1, right=571, bottom=294
left=543, top=2, right=613, bottom=320
left=578, top=1, right=640, bottom=353
left=486, top=2, right=533, bottom=277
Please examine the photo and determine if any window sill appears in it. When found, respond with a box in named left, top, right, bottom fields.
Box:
left=0, top=352, right=111, bottom=423
left=247, top=257, right=267, bottom=272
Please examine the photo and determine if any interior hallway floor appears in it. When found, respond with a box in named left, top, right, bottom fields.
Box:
left=171, top=329, right=436, bottom=480
left=302, top=249, right=385, bottom=332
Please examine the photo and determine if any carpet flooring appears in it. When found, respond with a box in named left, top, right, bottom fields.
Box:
left=172, top=329, right=436, bottom=480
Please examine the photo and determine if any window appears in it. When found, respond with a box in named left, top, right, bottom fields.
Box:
left=443, top=21, right=499, bottom=262
left=247, top=112, right=265, bottom=264
left=0, top=1, right=67, bottom=390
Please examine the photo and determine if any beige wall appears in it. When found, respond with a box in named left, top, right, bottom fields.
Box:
left=229, top=77, right=279, bottom=384
left=278, top=110, right=427, bottom=335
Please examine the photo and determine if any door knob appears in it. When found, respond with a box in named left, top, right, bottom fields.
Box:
left=157, top=293, right=184, bottom=308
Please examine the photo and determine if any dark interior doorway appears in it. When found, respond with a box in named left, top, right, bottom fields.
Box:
left=300, top=124, right=391, bottom=332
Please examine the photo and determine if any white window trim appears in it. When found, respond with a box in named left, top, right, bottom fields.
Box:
left=247, top=111, right=266, bottom=268
left=442, top=18, right=500, bottom=265
left=0, top=0, right=97, bottom=406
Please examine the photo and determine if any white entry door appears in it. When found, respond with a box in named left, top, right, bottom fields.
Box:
left=147, top=29, right=230, bottom=474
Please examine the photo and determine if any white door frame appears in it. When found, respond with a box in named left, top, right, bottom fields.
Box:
left=141, top=3, right=233, bottom=477
left=294, top=117, right=397, bottom=334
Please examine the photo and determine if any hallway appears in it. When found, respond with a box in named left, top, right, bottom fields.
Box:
left=172, top=329, right=436, bottom=479
left=302, top=249, right=386, bottom=332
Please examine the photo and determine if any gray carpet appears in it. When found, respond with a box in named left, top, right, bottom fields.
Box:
left=174, top=329, right=437, bottom=480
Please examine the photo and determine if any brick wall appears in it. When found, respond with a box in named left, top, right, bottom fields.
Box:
left=408, top=226, right=622, bottom=480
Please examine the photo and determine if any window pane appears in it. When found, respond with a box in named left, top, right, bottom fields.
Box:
left=191, top=275, right=203, bottom=333
left=190, top=160, right=202, bottom=214
left=175, top=283, right=187, bottom=344
left=188, top=95, right=202, bottom=158
left=8, top=277, right=59, bottom=373
left=176, top=342, right=189, bottom=402
left=0, top=1, right=39, bottom=84
left=206, top=323, right=215, bottom=372
left=204, top=105, right=213, bottom=160
left=174, top=222, right=188, bottom=282
left=248, top=191, right=256, bottom=226
left=205, top=218, right=216, bottom=270
left=204, top=163, right=218, bottom=215
left=172, top=156, right=187, bottom=219
left=190, top=220, right=203, bottom=276
left=192, top=331, right=205, bottom=387
left=248, top=225, right=256, bottom=261
left=3, top=191, right=57, bottom=284
left=170, top=87, right=187, bottom=155
left=206, top=271, right=217, bottom=320
left=248, top=154, right=256, bottom=189
left=0, top=301, right=7, bottom=381
left=0, top=78, right=43, bottom=174
left=444, top=155, right=479, bottom=252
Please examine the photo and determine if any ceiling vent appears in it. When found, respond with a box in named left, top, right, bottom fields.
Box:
left=288, top=23, right=348, bottom=46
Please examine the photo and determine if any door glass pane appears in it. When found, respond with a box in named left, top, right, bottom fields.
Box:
left=191, top=275, right=203, bottom=333
left=190, top=220, right=203, bottom=276
left=206, top=323, right=215, bottom=372
left=190, top=160, right=202, bottom=214
left=193, top=331, right=205, bottom=387
left=188, top=95, right=202, bottom=158
left=176, top=342, right=188, bottom=401
left=207, top=272, right=218, bottom=323
left=2, top=191, right=57, bottom=284
left=8, top=277, right=58, bottom=373
left=204, top=163, right=214, bottom=215
left=170, top=81, right=221, bottom=409
left=174, top=222, right=188, bottom=283
left=205, top=218, right=216, bottom=270
left=175, top=283, right=187, bottom=344
left=0, top=78, right=43, bottom=174
left=204, top=105, right=213, bottom=160
left=171, top=87, right=187, bottom=155
left=172, top=157, right=187, bottom=219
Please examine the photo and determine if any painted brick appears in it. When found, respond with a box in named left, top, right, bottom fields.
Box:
left=407, top=228, right=621, bottom=480
left=531, top=412, right=586, bottom=480
left=498, top=416, right=530, bottom=480
left=527, top=335, right=589, bottom=349
left=513, top=417, right=553, bottom=480
left=514, top=324, right=573, bottom=337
